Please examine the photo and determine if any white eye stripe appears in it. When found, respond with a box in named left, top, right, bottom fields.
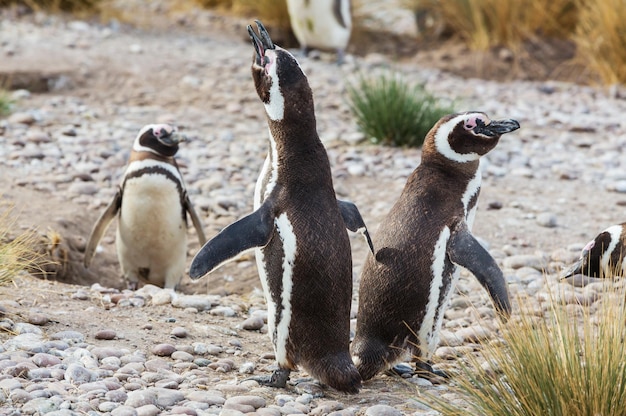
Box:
left=433, top=113, right=484, bottom=163
left=132, top=124, right=176, bottom=154
left=263, top=50, right=285, bottom=121
left=600, top=225, right=623, bottom=271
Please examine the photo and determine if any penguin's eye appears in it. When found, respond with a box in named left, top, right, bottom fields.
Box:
left=463, top=117, right=477, bottom=131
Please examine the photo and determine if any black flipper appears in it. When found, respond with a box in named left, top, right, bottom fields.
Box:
left=183, top=190, right=207, bottom=246
left=338, top=200, right=374, bottom=255
left=447, top=225, right=511, bottom=320
left=189, top=202, right=275, bottom=279
left=84, top=188, right=122, bottom=267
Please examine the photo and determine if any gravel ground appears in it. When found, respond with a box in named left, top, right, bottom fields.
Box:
left=2, top=4, right=626, bottom=416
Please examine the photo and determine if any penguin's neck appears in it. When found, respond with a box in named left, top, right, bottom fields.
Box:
left=267, top=117, right=320, bottom=154
left=423, top=156, right=481, bottom=183
left=129, top=151, right=175, bottom=164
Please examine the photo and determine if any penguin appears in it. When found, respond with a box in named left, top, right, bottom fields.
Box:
left=84, top=124, right=206, bottom=289
left=189, top=21, right=373, bottom=394
left=560, top=223, right=626, bottom=279
left=351, top=112, right=518, bottom=381
left=286, top=0, right=352, bottom=63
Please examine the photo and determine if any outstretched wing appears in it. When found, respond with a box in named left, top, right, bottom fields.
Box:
left=447, top=224, right=511, bottom=320
left=189, top=201, right=275, bottom=280
left=338, top=200, right=375, bottom=255
left=84, top=189, right=122, bottom=267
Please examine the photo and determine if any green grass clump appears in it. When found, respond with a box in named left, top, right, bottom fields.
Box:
left=422, top=282, right=626, bottom=416
left=0, top=90, right=13, bottom=117
left=0, top=205, right=42, bottom=286
left=346, top=73, right=453, bottom=147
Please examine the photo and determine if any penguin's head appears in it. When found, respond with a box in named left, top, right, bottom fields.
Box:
left=247, top=20, right=311, bottom=122
left=561, top=225, right=622, bottom=279
left=133, top=124, right=185, bottom=157
left=426, top=112, right=520, bottom=163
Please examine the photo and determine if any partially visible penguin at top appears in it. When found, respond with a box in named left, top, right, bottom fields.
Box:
left=287, top=0, right=352, bottom=63
left=189, top=21, right=374, bottom=393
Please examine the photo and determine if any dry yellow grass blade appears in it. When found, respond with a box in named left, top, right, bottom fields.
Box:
left=574, top=0, right=626, bottom=85
left=421, top=278, right=626, bottom=416
left=0, top=204, right=47, bottom=286
left=411, top=0, right=578, bottom=50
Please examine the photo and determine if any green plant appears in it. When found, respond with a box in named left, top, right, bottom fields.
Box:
left=0, top=91, right=12, bottom=117
left=422, top=282, right=626, bottom=416
left=574, top=0, right=626, bottom=84
left=346, top=73, right=453, bottom=147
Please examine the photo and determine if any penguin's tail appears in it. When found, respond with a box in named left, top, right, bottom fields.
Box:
left=350, top=337, right=397, bottom=381
left=308, top=352, right=362, bottom=394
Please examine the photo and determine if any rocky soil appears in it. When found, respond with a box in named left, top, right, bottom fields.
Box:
left=2, top=3, right=626, bottom=416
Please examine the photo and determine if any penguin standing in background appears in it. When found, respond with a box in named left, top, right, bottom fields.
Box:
left=351, top=112, right=518, bottom=381
left=561, top=223, right=626, bottom=279
left=286, top=0, right=352, bottom=63
left=84, top=124, right=206, bottom=289
left=190, top=21, right=373, bottom=394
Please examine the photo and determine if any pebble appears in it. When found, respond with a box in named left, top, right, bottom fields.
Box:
left=536, top=212, right=558, bottom=228
left=171, top=327, right=188, bottom=338
left=365, top=404, right=404, bottom=416
left=95, top=329, right=117, bottom=340
left=502, top=254, right=548, bottom=271
left=240, top=316, right=264, bottom=330
left=171, top=295, right=213, bottom=311
left=28, top=313, right=50, bottom=326
left=151, top=344, right=176, bottom=357
left=64, top=363, right=97, bottom=384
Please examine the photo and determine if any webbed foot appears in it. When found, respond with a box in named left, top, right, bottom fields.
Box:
left=416, top=361, right=450, bottom=380
left=246, top=368, right=290, bottom=388
left=385, top=362, right=414, bottom=378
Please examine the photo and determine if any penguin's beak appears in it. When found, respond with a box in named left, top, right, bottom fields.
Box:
left=559, top=258, right=583, bottom=280
left=476, top=119, right=520, bottom=137
left=247, top=20, right=274, bottom=67
left=159, top=131, right=186, bottom=146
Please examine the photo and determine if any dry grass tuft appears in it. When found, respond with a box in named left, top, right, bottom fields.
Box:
left=1, top=0, right=102, bottom=13
left=422, top=279, right=626, bottom=416
left=574, top=0, right=626, bottom=85
left=413, top=0, right=578, bottom=50
left=193, top=0, right=290, bottom=27
left=0, top=205, right=46, bottom=286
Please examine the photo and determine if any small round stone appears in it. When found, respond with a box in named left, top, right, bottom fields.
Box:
left=241, top=316, right=264, bottom=331
left=151, top=344, right=176, bottom=357
left=95, top=329, right=117, bottom=340
left=171, top=327, right=188, bottom=338
left=27, top=314, right=49, bottom=326
left=364, top=404, right=403, bottom=416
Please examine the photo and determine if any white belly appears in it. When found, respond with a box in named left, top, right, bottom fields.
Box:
left=116, top=176, right=187, bottom=288
left=287, top=0, right=351, bottom=50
